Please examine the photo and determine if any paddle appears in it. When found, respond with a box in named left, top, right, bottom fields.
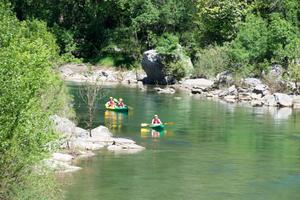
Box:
left=141, top=122, right=175, bottom=127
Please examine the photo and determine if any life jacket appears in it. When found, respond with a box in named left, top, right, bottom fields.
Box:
left=108, top=100, right=115, bottom=106
left=118, top=102, right=124, bottom=107
left=152, top=118, right=161, bottom=124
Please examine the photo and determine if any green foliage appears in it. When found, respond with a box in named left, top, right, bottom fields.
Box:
left=156, top=33, right=180, bottom=56
left=4, top=0, right=300, bottom=80
left=155, top=33, right=190, bottom=80
left=193, top=45, right=230, bottom=78
left=0, top=2, right=72, bottom=199
left=196, top=0, right=249, bottom=45
left=228, top=14, right=269, bottom=75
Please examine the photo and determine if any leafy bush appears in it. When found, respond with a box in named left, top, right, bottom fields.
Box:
left=0, top=2, right=72, bottom=199
left=228, top=14, right=269, bottom=67
left=156, top=33, right=191, bottom=80
left=193, top=45, right=230, bottom=78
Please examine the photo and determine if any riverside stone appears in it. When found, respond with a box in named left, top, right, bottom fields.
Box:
left=154, top=87, right=176, bottom=94
left=182, top=78, right=214, bottom=90
left=243, top=78, right=262, bottom=88
left=274, top=93, right=293, bottom=107
left=253, top=84, right=269, bottom=96
left=263, top=95, right=277, bottom=107
left=52, top=153, right=74, bottom=163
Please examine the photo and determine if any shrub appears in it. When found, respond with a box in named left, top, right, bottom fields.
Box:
left=193, top=45, right=230, bottom=78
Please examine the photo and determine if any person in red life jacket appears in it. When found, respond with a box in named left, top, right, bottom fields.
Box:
left=117, top=98, right=125, bottom=107
left=151, top=114, right=162, bottom=125
left=107, top=97, right=115, bottom=107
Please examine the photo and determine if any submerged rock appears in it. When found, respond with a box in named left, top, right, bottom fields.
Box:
left=154, top=87, right=176, bottom=94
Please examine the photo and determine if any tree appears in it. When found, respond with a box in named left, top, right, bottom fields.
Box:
left=196, top=0, right=249, bottom=45
left=79, top=75, right=105, bottom=137
left=228, top=14, right=268, bottom=74
left=0, top=2, right=71, bottom=199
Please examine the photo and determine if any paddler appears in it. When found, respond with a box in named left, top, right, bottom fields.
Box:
left=117, top=98, right=125, bottom=107
left=151, top=114, right=162, bottom=125
left=107, top=97, right=115, bottom=107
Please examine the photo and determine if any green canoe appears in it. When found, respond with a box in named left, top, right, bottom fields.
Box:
left=105, top=104, right=128, bottom=112
left=149, top=124, right=165, bottom=131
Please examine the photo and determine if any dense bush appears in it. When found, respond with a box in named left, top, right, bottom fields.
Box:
left=0, top=2, right=72, bottom=199
left=156, top=33, right=191, bottom=80
left=193, top=45, right=230, bottom=78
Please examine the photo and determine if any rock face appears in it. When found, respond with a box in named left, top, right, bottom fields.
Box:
left=274, top=93, right=293, bottom=107
left=141, top=50, right=166, bottom=84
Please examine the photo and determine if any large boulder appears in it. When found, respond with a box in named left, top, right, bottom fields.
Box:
left=263, top=95, right=277, bottom=107
left=141, top=50, right=166, bottom=84
left=274, top=93, right=293, bottom=107
left=141, top=49, right=193, bottom=84
left=91, top=126, right=113, bottom=140
left=50, top=115, right=76, bottom=137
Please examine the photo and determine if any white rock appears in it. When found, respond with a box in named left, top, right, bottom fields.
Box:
left=44, top=160, right=81, bottom=173
left=91, top=126, right=113, bottom=139
left=274, top=93, right=293, bottom=107
left=263, top=95, right=277, bottom=107
left=107, top=145, right=123, bottom=151
left=243, top=78, right=262, bottom=87
left=251, top=100, right=263, bottom=107
left=253, top=84, right=269, bottom=95
left=50, top=115, right=76, bottom=137
left=227, top=85, right=237, bottom=95
left=69, top=139, right=106, bottom=150
left=52, top=153, right=74, bottom=163
left=113, top=138, right=136, bottom=145
left=74, top=127, right=88, bottom=138
left=182, top=79, right=214, bottom=89
left=154, top=87, right=176, bottom=94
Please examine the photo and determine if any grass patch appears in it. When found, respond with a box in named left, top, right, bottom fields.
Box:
left=86, top=54, right=139, bottom=69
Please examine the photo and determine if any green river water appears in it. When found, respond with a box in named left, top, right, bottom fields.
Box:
left=65, top=85, right=300, bottom=200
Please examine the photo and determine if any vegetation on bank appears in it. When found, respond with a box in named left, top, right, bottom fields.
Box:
left=0, top=2, right=74, bottom=199
left=1, top=0, right=300, bottom=198
left=8, top=0, right=300, bottom=82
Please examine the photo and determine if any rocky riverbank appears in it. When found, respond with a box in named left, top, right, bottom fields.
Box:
left=59, top=63, right=300, bottom=109
left=44, top=115, right=145, bottom=173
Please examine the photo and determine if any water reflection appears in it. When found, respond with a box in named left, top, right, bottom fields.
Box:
left=104, top=111, right=127, bottom=130
left=140, top=128, right=173, bottom=139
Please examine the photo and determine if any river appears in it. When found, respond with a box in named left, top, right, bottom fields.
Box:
left=64, top=84, right=300, bottom=200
